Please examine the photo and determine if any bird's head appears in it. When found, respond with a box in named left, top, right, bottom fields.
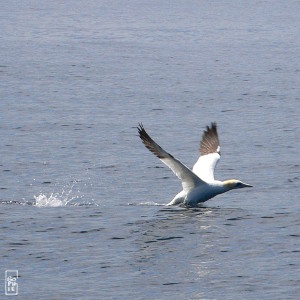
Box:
left=223, top=179, right=253, bottom=190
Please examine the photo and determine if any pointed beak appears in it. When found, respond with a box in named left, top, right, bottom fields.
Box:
left=241, top=182, right=253, bottom=188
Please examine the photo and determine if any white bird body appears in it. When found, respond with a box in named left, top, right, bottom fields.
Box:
left=169, top=181, right=227, bottom=206
left=138, top=123, right=252, bottom=206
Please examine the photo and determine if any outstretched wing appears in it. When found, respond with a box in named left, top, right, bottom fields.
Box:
left=138, top=124, right=206, bottom=192
left=192, top=122, right=221, bottom=182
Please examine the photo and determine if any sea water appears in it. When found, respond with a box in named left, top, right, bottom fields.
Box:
left=1, top=1, right=299, bottom=299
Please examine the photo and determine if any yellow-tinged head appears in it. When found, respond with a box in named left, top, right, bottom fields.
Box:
left=223, top=179, right=253, bottom=190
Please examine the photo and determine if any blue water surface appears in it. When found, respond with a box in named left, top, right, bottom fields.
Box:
left=1, top=1, right=299, bottom=299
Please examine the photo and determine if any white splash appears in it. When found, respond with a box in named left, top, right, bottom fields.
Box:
left=136, top=201, right=165, bottom=206
left=34, top=192, right=75, bottom=207
left=34, top=182, right=77, bottom=207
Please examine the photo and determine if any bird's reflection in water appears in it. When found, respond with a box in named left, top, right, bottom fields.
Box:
left=129, top=205, right=248, bottom=288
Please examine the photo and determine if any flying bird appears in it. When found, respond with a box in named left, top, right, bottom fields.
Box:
left=138, top=123, right=252, bottom=206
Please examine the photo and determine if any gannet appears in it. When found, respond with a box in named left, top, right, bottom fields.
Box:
left=138, top=123, right=252, bottom=206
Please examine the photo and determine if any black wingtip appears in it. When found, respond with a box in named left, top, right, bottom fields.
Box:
left=200, top=122, right=220, bottom=156
left=204, top=122, right=217, bottom=136
left=137, top=123, right=145, bottom=137
left=137, top=123, right=151, bottom=145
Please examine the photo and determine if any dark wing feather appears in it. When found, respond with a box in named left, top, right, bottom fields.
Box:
left=137, top=123, right=172, bottom=160
left=200, top=122, right=221, bottom=156
left=138, top=123, right=205, bottom=191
